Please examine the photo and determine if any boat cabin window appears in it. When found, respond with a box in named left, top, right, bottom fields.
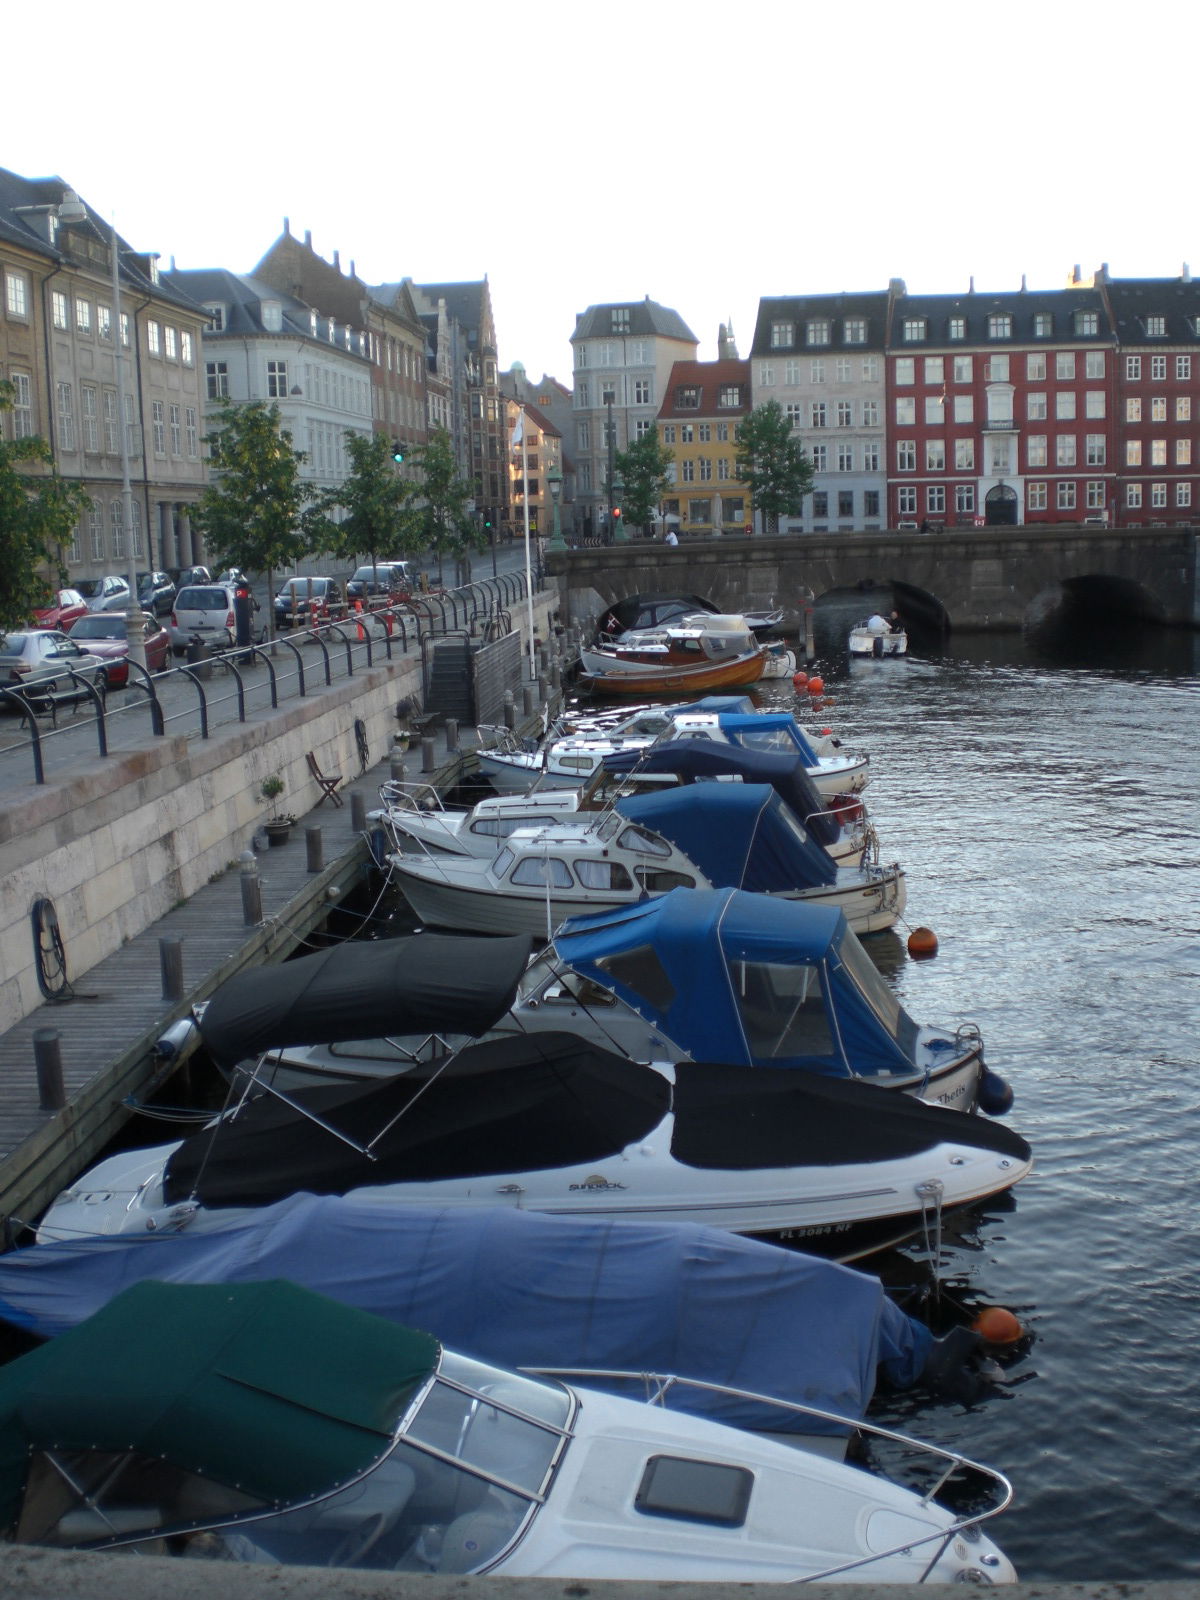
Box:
left=616, top=824, right=672, bottom=858
left=635, top=867, right=696, bottom=893
left=594, top=943, right=677, bottom=1011
left=635, top=1455, right=753, bottom=1527
left=492, top=846, right=515, bottom=876
left=833, top=933, right=907, bottom=1041
left=729, top=959, right=835, bottom=1062
left=731, top=726, right=802, bottom=755
left=574, top=859, right=635, bottom=890
left=557, top=754, right=600, bottom=775
left=510, top=856, right=574, bottom=889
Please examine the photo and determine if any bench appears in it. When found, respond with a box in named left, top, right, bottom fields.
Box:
left=306, top=750, right=344, bottom=807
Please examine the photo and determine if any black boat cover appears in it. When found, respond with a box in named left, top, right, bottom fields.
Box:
left=197, top=934, right=532, bottom=1069
left=164, top=1034, right=1031, bottom=1211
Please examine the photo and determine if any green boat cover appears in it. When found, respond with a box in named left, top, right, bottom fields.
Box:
left=0, top=1278, right=438, bottom=1534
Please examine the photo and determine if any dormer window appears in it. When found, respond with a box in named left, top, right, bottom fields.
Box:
left=675, top=385, right=701, bottom=409
left=1146, top=315, right=1166, bottom=337
left=1033, top=313, right=1053, bottom=337
left=806, top=319, right=830, bottom=346
left=717, top=384, right=742, bottom=408
left=902, top=318, right=926, bottom=342
left=988, top=313, right=1012, bottom=339
left=1074, top=310, right=1098, bottom=336
left=204, top=304, right=226, bottom=333
left=261, top=300, right=283, bottom=333
left=611, top=308, right=630, bottom=332
left=770, top=321, right=794, bottom=348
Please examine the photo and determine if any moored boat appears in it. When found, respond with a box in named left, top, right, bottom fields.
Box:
left=850, top=614, right=908, bottom=657
left=579, top=613, right=770, bottom=695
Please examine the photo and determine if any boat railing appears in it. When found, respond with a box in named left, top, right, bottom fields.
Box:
left=526, top=1365, right=1013, bottom=1584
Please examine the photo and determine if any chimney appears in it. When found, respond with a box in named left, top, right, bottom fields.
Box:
left=333, top=250, right=341, bottom=271
left=283, top=216, right=290, bottom=236
left=969, top=276, right=975, bottom=294
left=1183, top=263, right=1192, bottom=283
left=350, top=259, right=356, bottom=279
left=304, top=230, right=312, bottom=249
left=1020, top=274, right=1027, bottom=292
left=1072, top=264, right=1081, bottom=284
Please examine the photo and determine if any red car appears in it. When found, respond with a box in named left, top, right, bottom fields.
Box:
left=33, top=589, right=89, bottom=632
left=65, top=612, right=171, bottom=688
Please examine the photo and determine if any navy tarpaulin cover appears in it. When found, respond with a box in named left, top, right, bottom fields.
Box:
left=603, top=741, right=841, bottom=848
left=198, top=934, right=532, bottom=1069
left=164, top=1033, right=671, bottom=1209
left=616, top=784, right=838, bottom=891
left=552, top=888, right=913, bottom=1075
left=0, top=1197, right=933, bottom=1434
left=713, top=711, right=821, bottom=767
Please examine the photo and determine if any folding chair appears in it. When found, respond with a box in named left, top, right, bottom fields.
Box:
left=306, top=750, right=344, bottom=807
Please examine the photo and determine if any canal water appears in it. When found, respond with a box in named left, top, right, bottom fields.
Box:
left=746, top=607, right=1200, bottom=1582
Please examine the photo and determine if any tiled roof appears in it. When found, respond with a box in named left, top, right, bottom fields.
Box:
left=572, top=298, right=698, bottom=344
left=658, top=359, right=751, bottom=419
left=1103, top=277, right=1200, bottom=343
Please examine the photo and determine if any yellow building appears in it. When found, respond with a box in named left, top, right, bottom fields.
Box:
left=657, top=358, right=753, bottom=537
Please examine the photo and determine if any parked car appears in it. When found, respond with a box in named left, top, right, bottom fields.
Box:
left=345, top=560, right=415, bottom=605
left=176, top=565, right=214, bottom=587
left=76, top=575, right=133, bottom=614
left=168, top=584, right=265, bottom=656
left=273, top=575, right=347, bottom=628
left=66, top=612, right=171, bottom=688
left=0, top=629, right=108, bottom=712
left=32, top=589, right=89, bottom=632
left=136, top=571, right=176, bottom=617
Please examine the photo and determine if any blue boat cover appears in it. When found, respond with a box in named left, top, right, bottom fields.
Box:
left=0, top=1195, right=932, bottom=1434
left=714, top=711, right=822, bottom=767
left=616, top=783, right=838, bottom=890
left=603, top=740, right=841, bottom=848
left=552, top=888, right=916, bottom=1076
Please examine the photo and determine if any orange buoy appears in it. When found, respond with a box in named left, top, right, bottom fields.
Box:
left=806, top=675, right=824, bottom=695
left=792, top=670, right=808, bottom=688
left=971, top=1306, right=1024, bottom=1346
left=907, top=926, right=939, bottom=959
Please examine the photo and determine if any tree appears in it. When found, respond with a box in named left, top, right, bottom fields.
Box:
left=0, top=381, right=93, bottom=632
left=614, top=430, right=675, bottom=533
left=406, top=427, right=480, bottom=584
left=193, top=400, right=312, bottom=628
left=305, top=430, right=415, bottom=574
left=734, top=401, right=814, bottom=534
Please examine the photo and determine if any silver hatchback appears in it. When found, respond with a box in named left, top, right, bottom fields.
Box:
left=0, top=630, right=108, bottom=711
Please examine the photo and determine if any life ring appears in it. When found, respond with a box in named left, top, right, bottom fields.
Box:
left=31, top=896, right=70, bottom=1001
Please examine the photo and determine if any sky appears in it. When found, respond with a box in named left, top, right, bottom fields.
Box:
left=7, top=0, right=1198, bottom=383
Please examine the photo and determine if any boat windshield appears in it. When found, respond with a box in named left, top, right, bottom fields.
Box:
left=833, top=932, right=906, bottom=1041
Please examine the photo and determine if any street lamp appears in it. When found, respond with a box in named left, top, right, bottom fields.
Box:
left=611, top=473, right=627, bottom=543
left=546, top=465, right=565, bottom=552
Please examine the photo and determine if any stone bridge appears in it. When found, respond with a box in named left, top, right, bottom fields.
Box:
left=548, top=525, right=1199, bottom=633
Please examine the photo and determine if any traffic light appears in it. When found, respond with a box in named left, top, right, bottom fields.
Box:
left=483, top=509, right=493, bottom=530
left=612, top=506, right=622, bottom=521
left=392, top=440, right=404, bottom=463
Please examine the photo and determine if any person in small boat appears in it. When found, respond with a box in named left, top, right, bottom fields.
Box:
left=664, top=528, right=678, bottom=546
left=889, top=610, right=903, bottom=631
left=867, top=612, right=889, bottom=631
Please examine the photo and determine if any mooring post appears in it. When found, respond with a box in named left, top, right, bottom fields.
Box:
left=305, top=826, right=324, bottom=873
left=445, top=719, right=459, bottom=754
left=33, top=1028, right=66, bottom=1112
left=350, top=791, right=367, bottom=832
left=159, top=935, right=184, bottom=1003
left=522, top=684, right=535, bottom=717
left=240, top=850, right=262, bottom=926
left=503, top=690, right=516, bottom=730
left=421, top=735, right=436, bottom=773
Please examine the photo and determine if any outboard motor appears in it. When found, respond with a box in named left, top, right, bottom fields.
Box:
left=873, top=634, right=884, bottom=657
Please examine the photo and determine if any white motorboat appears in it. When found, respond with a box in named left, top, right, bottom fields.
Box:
left=578, top=613, right=770, bottom=695
left=850, top=615, right=908, bottom=657
left=37, top=1032, right=1033, bottom=1263
left=0, top=1277, right=1016, bottom=1582
left=387, top=786, right=905, bottom=940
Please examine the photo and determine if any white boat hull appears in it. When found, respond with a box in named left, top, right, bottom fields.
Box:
left=849, top=627, right=907, bottom=657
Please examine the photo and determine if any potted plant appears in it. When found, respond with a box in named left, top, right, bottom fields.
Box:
left=259, top=774, right=295, bottom=845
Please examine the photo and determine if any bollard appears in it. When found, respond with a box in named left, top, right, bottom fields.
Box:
left=350, top=791, right=367, bottom=833
left=159, top=935, right=184, bottom=1003
left=305, top=825, right=324, bottom=874
left=389, top=754, right=407, bottom=785
left=445, top=718, right=459, bottom=753
left=537, top=675, right=548, bottom=707
left=240, top=849, right=262, bottom=926
left=551, top=660, right=562, bottom=691
left=421, top=734, right=436, bottom=773
left=522, top=684, right=535, bottom=717
left=503, top=690, right=516, bottom=730
left=33, top=1028, right=66, bottom=1112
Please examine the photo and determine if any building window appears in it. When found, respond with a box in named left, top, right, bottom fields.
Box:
left=675, top=385, right=700, bottom=409
left=956, top=484, right=975, bottom=514
left=103, top=390, right=118, bottom=454
left=862, top=442, right=880, bottom=471
left=1146, top=316, right=1166, bottom=337
left=770, top=321, right=794, bottom=347
left=955, top=437, right=975, bottom=470
left=862, top=399, right=880, bottom=426
left=835, top=358, right=851, bottom=383
left=181, top=330, right=194, bottom=365
left=785, top=403, right=803, bottom=429
left=1150, top=481, right=1168, bottom=507
left=1033, top=313, right=1054, bottom=338
left=206, top=361, right=229, bottom=400
left=80, top=384, right=98, bottom=451
left=986, top=355, right=1010, bottom=382
left=679, top=424, right=693, bottom=444
left=1028, top=392, right=1048, bottom=421
left=267, top=360, right=288, bottom=397
left=635, top=418, right=652, bottom=438
left=110, top=497, right=125, bottom=559
left=1151, top=397, right=1167, bottom=422
left=717, top=457, right=730, bottom=479
left=897, top=440, right=916, bottom=471
left=1126, top=355, right=1142, bottom=381
left=949, top=355, right=971, bottom=385
left=811, top=401, right=827, bottom=428
left=809, top=360, right=825, bottom=384
left=52, top=290, right=69, bottom=329
left=783, top=361, right=801, bottom=386
left=5, top=270, right=29, bottom=318
left=894, top=357, right=914, bottom=385
left=927, top=486, right=946, bottom=514
left=1027, top=435, right=1048, bottom=468
left=1057, top=435, right=1077, bottom=467
left=1085, top=391, right=1106, bottom=419
left=1176, top=438, right=1192, bottom=465
left=722, top=496, right=744, bottom=521
left=812, top=491, right=828, bottom=517
left=147, top=319, right=161, bottom=355
left=1151, top=439, right=1168, bottom=466
left=575, top=380, right=589, bottom=406
left=680, top=459, right=694, bottom=482
left=837, top=444, right=854, bottom=472
left=837, top=490, right=853, bottom=517
left=717, top=384, right=741, bottom=407
left=953, top=394, right=974, bottom=423
left=836, top=400, right=853, bottom=427
left=1086, top=351, right=1104, bottom=378
left=903, top=318, right=926, bottom=342
left=1026, top=353, right=1046, bottom=381
left=1075, top=310, right=1098, bottom=336
left=629, top=379, right=648, bottom=405
left=598, top=343, right=616, bottom=367
left=74, top=296, right=92, bottom=335
left=56, top=382, right=75, bottom=451
left=987, top=313, right=1012, bottom=339
left=1126, top=397, right=1142, bottom=423
left=1086, top=481, right=1105, bottom=509
left=169, top=403, right=181, bottom=455
left=926, top=440, right=945, bottom=471
left=864, top=489, right=880, bottom=515
left=948, top=318, right=966, bottom=341
left=924, top=396, right=945, bottom=425
left=1056, top=351, right=1076, bottom=381
left=164, top=326, right=177, bottom=361
left=1176, top=355, right=1191, bottom=380
left=1177, top=482, right=1192, bottom=506
left=898, top=486, right=917, bottom=516
left=862, top=355, right=879, bottom=381
left=810, top=444, right=827, bottom=471
left=697, top=456, right=712, bottom=481
left=1086, top=434, right=1106, bottom=466
left=152, top=399, right=165, bottom=454
left=923, top=356, right=944, bottom=386
left=661, top=424, right=674, bottom=444
left=186, top=406, right=198, bottom=457
left=1057, top=481, right=1077, bottom=510
left=1127, top=483, right=1142, bottom=508
left=1126, top=440, right=1142, bottom=466
left=806, top=319, right=830, bottom=346
left=844, top=318, right=866, bottom=344
left=1028, top=482, right=1048, bottom=511
left=895, top=397, right=916, bottom=426
left=1151, top=355, right=1167, bottom=380
left=1056, top=392, right=1077, bottom=420
left=757, top=363, right=775, bottom=386
left=611, top=308, right=629, bottom=332
left=716, top=422, right=729, bottom=441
